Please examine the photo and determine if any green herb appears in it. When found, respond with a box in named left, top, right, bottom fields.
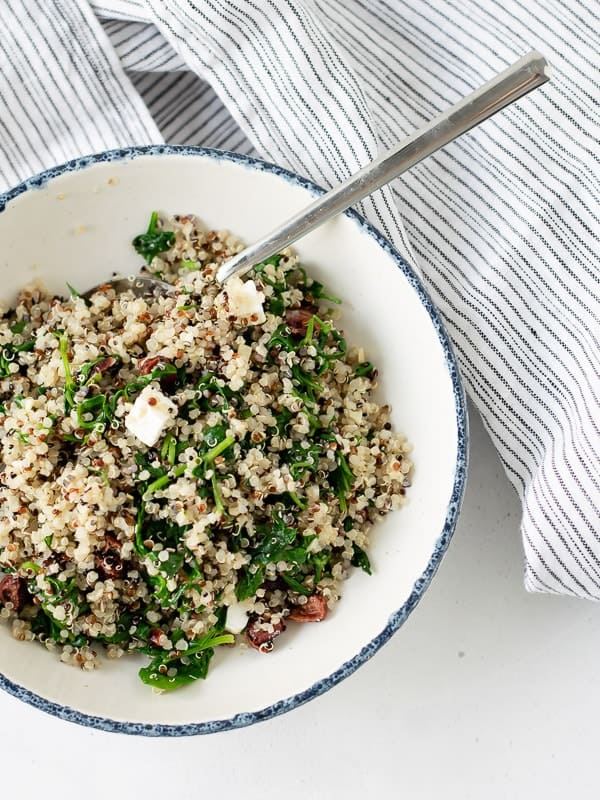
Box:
left=311, top=551, right=330, bottom=583
left=180, top=259, right=198, bottom=270
left=27, top=575, right=88, bottom=645
left=327, top=327, right=347, bottom=358
left=254, top=255, right=292, bottom=315
left=329, top=451, right=354, bottom=513
left=354, top=361, right=375, bottom=377
left=301, top=315, right=317, bottom=347
left=73, top=362, right=177, bottom=441
left=78, top=355, right=121, bottom=385
left=272, top=408, right=293, bottom=437
left=66, top=282, right=90, bottom=306
left=97, top=611, right=135, bottom=645
left=253, top=513, right=298, bottom=563
left=142, top=433, right=235, bottom=497
left=311, top=317, right=347, bottom=361
left=351, top=543, right=372, bottom=575
left=138, top=624, right=234, bottom=691
left=281, top=572, right=312, bottom=595
left=76, top=394, right=109, bottom=432
left=160, top=551, right=184, bottom=577
left=19, top=560, right=42, bottom=574
left=204, top=434, right=235, bottom=463
left=168, top=436, right=178, bottom=466
left=267, top=324, right=297, bottom=355
left=343, top=517, right=353, bottom=532
left=308, top=279, right=341, bottom=304
left=287, top=491, right=306, bottom=510
left=53, top=331, right=76, bottom=412
left=0, top=338, right=35, bottom=379
left=132, top=211, right=176, bottom=265
left=253, top=255, right=285, bottom=288
left=291, top=364, right=321, bottom=403
left=235, top=565, right=264, bottom=601
left=268, top=295, right=285, bottom=315
left=203, top=423, right=227, bottom=449
left=137, top=511, right=191, bottom=551
left=29, top=608, right=89, bottom=646
left=191, top=373, right=238, bottom=412
left=160, top=432, right=179, bottom=467
left=60, top=433, right=80, bottom=443
left=116, top=363, right=179, bottom=404
left=272, top=310, right=349, bottom=380
left=139, top=544, right=197, bottom=610
left=143, top=462, right=187, bottom=497
left=284, top=442, right=322, bottom=480
left=134, top=505, right=148, bottom=556
left=90, top=467, right=110, bottom=487
left=250, top=514, right=317, bottom=568
left=211, top=471, right=226, bottom=516
left=10, top=320, right=26, bottom=334
left=259, top=254, right=284, bottom=267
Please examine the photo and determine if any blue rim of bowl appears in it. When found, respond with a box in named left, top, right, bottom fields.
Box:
left=0, top=144, right=468, bottom=736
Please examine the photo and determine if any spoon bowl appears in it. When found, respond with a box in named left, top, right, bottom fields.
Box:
left=82, top=274, right=174, bottom=300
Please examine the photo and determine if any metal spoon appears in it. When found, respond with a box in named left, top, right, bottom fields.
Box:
left=82, top=275, right=173, bottom=300
left=84, top=50, right=549, bottom=298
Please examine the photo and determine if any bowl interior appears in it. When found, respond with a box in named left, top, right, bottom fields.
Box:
left=0, top=151, right=463, bottom=729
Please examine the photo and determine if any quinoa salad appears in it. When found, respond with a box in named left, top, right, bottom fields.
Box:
left=0, top=212, right=412, bottom=692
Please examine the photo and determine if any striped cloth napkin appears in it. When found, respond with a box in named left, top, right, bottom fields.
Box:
left=0, top=0, right=598, bottom=599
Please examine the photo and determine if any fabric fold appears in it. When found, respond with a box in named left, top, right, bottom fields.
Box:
left=0, top=0, right=161, bottom=188
left=0, top=0, right=598, bottom=598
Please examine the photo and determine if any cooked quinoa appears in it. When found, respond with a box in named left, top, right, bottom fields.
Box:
left=0, top=212, right=412, bottom=691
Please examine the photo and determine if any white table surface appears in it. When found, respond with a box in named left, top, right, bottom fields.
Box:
left=1, top=403, right=597, bottom=798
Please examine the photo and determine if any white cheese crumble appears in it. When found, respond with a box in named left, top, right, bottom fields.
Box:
left=225, top=276, right=266, bottom=323
left=225, top=599, right=254, bottom=634
left=125, top=384, right=177, bottom=447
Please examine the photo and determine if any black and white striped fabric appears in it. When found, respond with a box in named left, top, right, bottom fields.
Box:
left=0, top=0, right=598, bottom=598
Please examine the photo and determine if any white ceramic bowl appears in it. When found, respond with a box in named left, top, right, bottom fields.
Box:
left=0, top=147, right=467, bottom=735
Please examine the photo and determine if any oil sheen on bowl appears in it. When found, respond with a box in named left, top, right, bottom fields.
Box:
left=0, top=146, right=467, bottom=735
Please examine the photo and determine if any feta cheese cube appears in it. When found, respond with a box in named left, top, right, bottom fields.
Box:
left=125, top=384, right=177, bottom=447
left=225, top=276, right=265, bottom=324
left=225, top=599, right=253, bottom=634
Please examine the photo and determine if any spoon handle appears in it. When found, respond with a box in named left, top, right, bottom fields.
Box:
left=217, top=50, right=550, bottom=283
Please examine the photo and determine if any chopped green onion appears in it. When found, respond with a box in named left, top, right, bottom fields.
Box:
left=53, top=331, right=76, bottom=412
left=287, top=491, right=306, bottom=510
left=204, top=434, right=235, bottom=463
left=211, top=472, right=226, bottom=516
left=144, top=462, right=188, bottom=496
